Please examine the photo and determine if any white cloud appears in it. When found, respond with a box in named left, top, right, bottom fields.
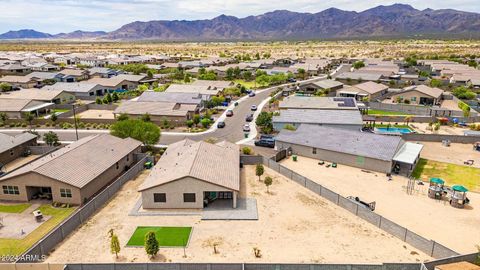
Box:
left=0, top=0, right=479, bottom=33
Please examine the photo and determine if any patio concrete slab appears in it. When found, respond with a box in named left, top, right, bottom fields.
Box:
left=201, top=198, right=258, bottom=220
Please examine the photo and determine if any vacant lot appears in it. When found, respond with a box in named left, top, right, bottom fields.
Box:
left=45, top=167, right=428, bottom=263
left=127, top=227, right=192, bottom=247
left=73, top=109, right=115, bottom=120
left=412, top=158, right=480, bottom=192
left=420, top=142, right=480, bottom=169
left=281, top=156, right=480, bottom=254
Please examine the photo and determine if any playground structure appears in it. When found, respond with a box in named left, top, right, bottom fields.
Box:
left=428, top=178, right=445, bottom=200
left=448, top=185, right=470, bottom=209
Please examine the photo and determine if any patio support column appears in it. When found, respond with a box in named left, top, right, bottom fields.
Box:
left=233, top=191, right=237, bottom=209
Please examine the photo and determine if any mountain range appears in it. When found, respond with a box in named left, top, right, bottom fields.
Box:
left=2, top=4, right=480, bottom=41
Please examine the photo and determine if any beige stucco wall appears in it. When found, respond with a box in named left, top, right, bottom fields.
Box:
left=141, top=176, right=236, bottom=209
left=276, top=141, right=393, bottom=174
left=54, top=92, right=76, bottom=104
left=0, top=139, right=37, bottom=165
left=390, top=90, right=438, bottom=105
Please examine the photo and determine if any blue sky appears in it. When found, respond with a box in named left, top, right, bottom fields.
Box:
left=1, top=0, right=479, bottom=33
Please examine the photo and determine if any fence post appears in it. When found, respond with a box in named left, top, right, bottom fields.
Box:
left=336, top=194, right=340, bottom=205
left=378, top=216, right=382, bottom=228
left=355, top=204, right=359, bottom=216
left=431, top=241, right=436, bottom=257
left=404, top=229, right=408, bottom=242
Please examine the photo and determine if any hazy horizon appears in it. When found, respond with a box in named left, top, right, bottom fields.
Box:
left=0, top=0, right=479, bottom=34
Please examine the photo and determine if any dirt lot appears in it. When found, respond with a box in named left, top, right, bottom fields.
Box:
left=281, top=156, right=480, bottom=254
left=410, top=123, right=469, bottom=135
left=44, top=166, right=429, bottom=264
left=420, top=142, right=480, bottom=168
left=72, top=110, right=115, bottom=120
left=3, top=155, right=40, bottom=173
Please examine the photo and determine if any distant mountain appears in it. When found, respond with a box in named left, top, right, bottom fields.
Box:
left=0, top=29, right=52, bottom=39
left=2, top=4, right=480, bottom=41
left=53, top=30, right=107, bottom=39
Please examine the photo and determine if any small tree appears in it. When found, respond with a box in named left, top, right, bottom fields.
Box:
left=242, top=147, right=252, bottom=155
left=141, top=113, right=151, bottom=122
left=95, top=97, right=102, bottom=104
left=50, top=112, right=58, bottom=124
left=256, top=163, right=264, bottom=181
left=112, top=92, right=119, bottom=103
left=117, top=113, right=129, bottom=121
left=264, top=176, right=273, bottom=193
left=193, top=114, right=201, bottom=126
left=43, top=131, right=59, bottom=146
left=404, top=115, right=413, bottom=126
left=23, top=112, right=35, bottom=130
left=145, top=231, right=159, bottom=258
left=110, top=233, right=121, bottom=258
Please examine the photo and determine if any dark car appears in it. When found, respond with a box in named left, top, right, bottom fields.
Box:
left=288, top=78, right=297, bottom=83
left=254, top=137, right=275, bottom=148
left=248, top=91, right=256, bottom=97
left=226, top=110, right=234, bottom=117
left=245, top=114, right=254, bottom=122
left=217, top=121, right=226, bottom=128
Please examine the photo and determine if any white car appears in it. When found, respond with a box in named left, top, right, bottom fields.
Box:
left=251, top=105, right=257, bottom=111
left=243, top=124, right=251, bottom=132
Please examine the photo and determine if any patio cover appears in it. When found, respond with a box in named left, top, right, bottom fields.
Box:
left=393, top=142, right=424, bottom=164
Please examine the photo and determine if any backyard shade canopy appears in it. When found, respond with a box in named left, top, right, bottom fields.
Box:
left=430, top=178, right=445, bottom=185
left=392, top=142, right=424, bottom=164
left=452, top=185, right=468, bottom=192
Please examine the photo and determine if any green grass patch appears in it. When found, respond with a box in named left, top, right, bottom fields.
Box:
left=233, top=79, right=258, bottom=89
left=52, top=109, right=70, bottom=113
left=0, top=204, right=76, bottom=256
left=126, top=226, right=192, bottom=247
left=0, top=203, right=31, bottom=213
left=367, top=109, right=412, bottom=116
left=412, top=158, right=480, bottom=192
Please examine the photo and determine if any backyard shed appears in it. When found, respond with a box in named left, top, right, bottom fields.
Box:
left=139, top=139, right=240, bottom=209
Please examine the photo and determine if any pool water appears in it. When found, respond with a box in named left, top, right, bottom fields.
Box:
left=375, top=127, right=413, bottom=134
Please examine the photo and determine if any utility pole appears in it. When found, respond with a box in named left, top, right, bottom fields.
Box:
left=72, top=104, right=79, bottom=141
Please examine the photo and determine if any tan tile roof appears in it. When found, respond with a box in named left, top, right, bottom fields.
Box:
left=0, top=89, right=65, bottom=101
left=0, top=75, right=35, bottom=84
left=352, top=81, right=388, bottom=94
left=0, top=134, right=142, bottom=188
left=114, top=101, right=197, bottom=117
left=404, top=85, right=443, bottom=99
left=0, top=99, right=35, bottom=112
left=166, top=84, right=221, bottom=96
left=139, top=139, right=240, bottom=191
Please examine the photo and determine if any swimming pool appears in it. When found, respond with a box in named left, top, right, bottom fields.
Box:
left=375, top=127, right=413, bottom=135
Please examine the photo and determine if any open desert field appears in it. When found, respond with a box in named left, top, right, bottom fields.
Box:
left=44, top=166, right=429, bottom=264
left=420, top=142, right=480, bottom=168
left=280, top=156, right=480, bottom=254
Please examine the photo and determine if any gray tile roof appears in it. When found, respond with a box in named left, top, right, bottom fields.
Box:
left=273, top=109, right=363, bottom=126
left=44, top=82, right=100, bottom=93
left=114, top=101, right=197, bottom=117
left=276, top=125, right=404, bottom=161
left=137, top=91, right=202, bottom=105
left=139, top=139, right=240, bottom=191
left=0, top=132, right=37, bottom=155
left=0, top=134, right=142, bottom=188
left=312, top=79, right=344, bottom=89
left=0, top=89, right=66, bottom=102
left=279, top=96, right=358, bottom=110
left=336, top=72, right=383, bottom=81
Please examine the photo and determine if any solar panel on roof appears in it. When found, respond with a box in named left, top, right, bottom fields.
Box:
left=333, top=97, right=355, bottom=107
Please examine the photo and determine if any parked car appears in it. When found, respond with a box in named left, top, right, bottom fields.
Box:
left=226, top=110, right=234, bottom=117
left=217, top=121, right=226, bottom=128
left=248, top=91, right=256, bottom=97
left=288, top=78, right=297, bottom=83
left=250, top=105, right=257, bottom=111
left=245, top=114, right=254, bottom=122
left=243, top=124, right=251, bottom=132
left=254, top=137, right=275, bottom=148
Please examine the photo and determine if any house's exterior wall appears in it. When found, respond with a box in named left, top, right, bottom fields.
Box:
left=273, top=122, right=362, bottom=132
left=141, top=176, right=236, bottom=209
left=53, top=92, right=76, bottom=104
left=0, top=138, right=37, bottom=165
left=0, top=172, right=81, bottom=204
left=275, top=141, right=393, bottom=173
left=390, top=90, right=439, bottom=105
left=0, top=111, right=22, bottom=119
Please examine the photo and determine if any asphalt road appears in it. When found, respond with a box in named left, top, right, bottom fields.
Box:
left=0, top=76, right=324, bottom=150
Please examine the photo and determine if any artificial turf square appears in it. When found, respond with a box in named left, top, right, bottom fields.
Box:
left=126, top=226, right=192, bottom=247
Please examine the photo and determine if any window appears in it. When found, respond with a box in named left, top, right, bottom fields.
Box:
left=411, top=97, right=417, bottom=101
left=153, top=193, right=166, bottom=203
left=116, top=162, right=119, bottom=169
left=183, top=193, right=196, bottom=203
left=126, top=155, right=129, bottom=162
left=312, top=148, right=317, bottom=154
left=60, top=188, right=72, bottom=198
left=10, top=150, right=14, bottom=156
left=3, top=185, right=19, bottom=195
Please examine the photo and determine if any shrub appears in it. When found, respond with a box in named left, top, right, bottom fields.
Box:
left=284, top=124, right=296, bottom=131
left=242, top=147, right=252, bottom=155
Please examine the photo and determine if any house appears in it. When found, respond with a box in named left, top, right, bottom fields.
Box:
left=279, top=96, right=359, bottom=110
left=58, top=69, right=89, bottom=82
left=0, top=99, right=54, bottom=118
left=191, top=80, right=234, bottom=90
left=137, top=91, right=203, bottom=106
left=337, top=81, right=388, bottom=101
left=44, top=82, right=106, bottom=98
left=26, top=71, right=63, bottom=83
left=0, top=89, right=75, bottom=104
left=0, top=63, right=31, bottom=76
left=0, top=134, right=142, bottom=205
left=275, top=125, right=423, bottom=174
left=138, top=139, right=240, bottom=209
left=272, top=107, right=363, bottom=131
left=335, top=72, right=383, bottom=83
left=113, top=101, right=198, bottom=124
left=0, top=133, right=37, bottom=166
left=165, top=84, right=222, bottom=101
left=297, top=79, right=344, bottom=95
left=88, top=67, right=119, bottom=78
left=0, top=75, right=38, bottom=89
left=87, top=74, right=146, bottom=92
left=390, top=85, right=444, bottom=106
